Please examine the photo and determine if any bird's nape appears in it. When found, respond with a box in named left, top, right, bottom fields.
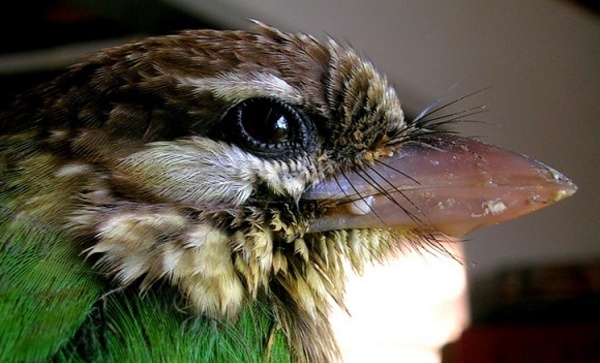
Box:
left=0, top=22, right=576, bottom=363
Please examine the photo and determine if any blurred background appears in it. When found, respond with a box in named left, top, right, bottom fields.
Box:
left=1, top=1, right=598, bottom=362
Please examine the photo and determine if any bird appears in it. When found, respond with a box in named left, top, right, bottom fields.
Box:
left=0, top=22, right=576, bottom=363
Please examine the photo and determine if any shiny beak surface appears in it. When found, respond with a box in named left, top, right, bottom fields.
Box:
left=303, top=134, right=577, bottom=237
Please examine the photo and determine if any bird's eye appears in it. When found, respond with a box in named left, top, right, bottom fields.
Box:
left=222, top=98, right=315, bottom=157
left=238, top=99, right=290, bottom=145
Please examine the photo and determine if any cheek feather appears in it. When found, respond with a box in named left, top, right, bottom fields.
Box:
left=112, top=137, right=318, bottom=207
left=83, top=207, right=245, bottom=319
left=175, top=224, right=245, bottom=318
left=112, top=138, right=260, bottom=207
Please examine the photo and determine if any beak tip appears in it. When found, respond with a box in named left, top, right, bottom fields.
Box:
left=554, top=184, right=577, bottom=202
left=538, top=163, right=578, bottom=202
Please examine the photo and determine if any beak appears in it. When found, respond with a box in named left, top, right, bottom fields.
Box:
left=303, top=134, right=577, bottom=237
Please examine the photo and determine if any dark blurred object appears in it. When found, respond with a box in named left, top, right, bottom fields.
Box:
left=443, top=260, right=600, bottom=362
left=569, top=0, right=600, bottom=15
left=443, top=322, right=600, bottom=363
left=486, top=260, right=600, bottom=323
left=1, top=2, right=131, bottom=55
left=63, top=0, right=215, bottom=36
left=0, top=1, right=130, bottom=107
left=0, top=0, right=211, bottom=55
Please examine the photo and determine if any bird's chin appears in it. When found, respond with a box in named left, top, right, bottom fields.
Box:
left=303, top=134, right=577, bottom=237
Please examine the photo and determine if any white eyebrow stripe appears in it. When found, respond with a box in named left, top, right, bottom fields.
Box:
left=178, top=72, right=304, bottom=104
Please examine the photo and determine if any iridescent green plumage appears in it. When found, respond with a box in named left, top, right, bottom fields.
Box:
left=0, top=200, right=101, bottom=361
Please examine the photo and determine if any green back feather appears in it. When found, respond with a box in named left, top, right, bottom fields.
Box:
left=58, top=289, right=291, bottom=363
left=0, top=200, right=103, bottom=362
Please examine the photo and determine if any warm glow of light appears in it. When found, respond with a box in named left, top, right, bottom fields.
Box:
left=331, top=242, right=468, bottom=363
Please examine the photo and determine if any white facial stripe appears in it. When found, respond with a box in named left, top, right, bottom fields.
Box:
left=113, top=137, right=313, bottom=208
left=179, top=72, right=304, bottom=104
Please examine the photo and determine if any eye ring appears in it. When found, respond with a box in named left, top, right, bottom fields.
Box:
left=222, top=98, right=315, bottom=157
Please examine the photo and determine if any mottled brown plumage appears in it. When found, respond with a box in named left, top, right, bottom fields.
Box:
left=0, top=23, right=575, bottom=362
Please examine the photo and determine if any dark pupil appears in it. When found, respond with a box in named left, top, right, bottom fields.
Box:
left=241, top=103, right=290, bottom=145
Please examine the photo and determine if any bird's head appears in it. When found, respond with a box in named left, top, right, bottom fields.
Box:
left=0, top=22, right=576, bottom=363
